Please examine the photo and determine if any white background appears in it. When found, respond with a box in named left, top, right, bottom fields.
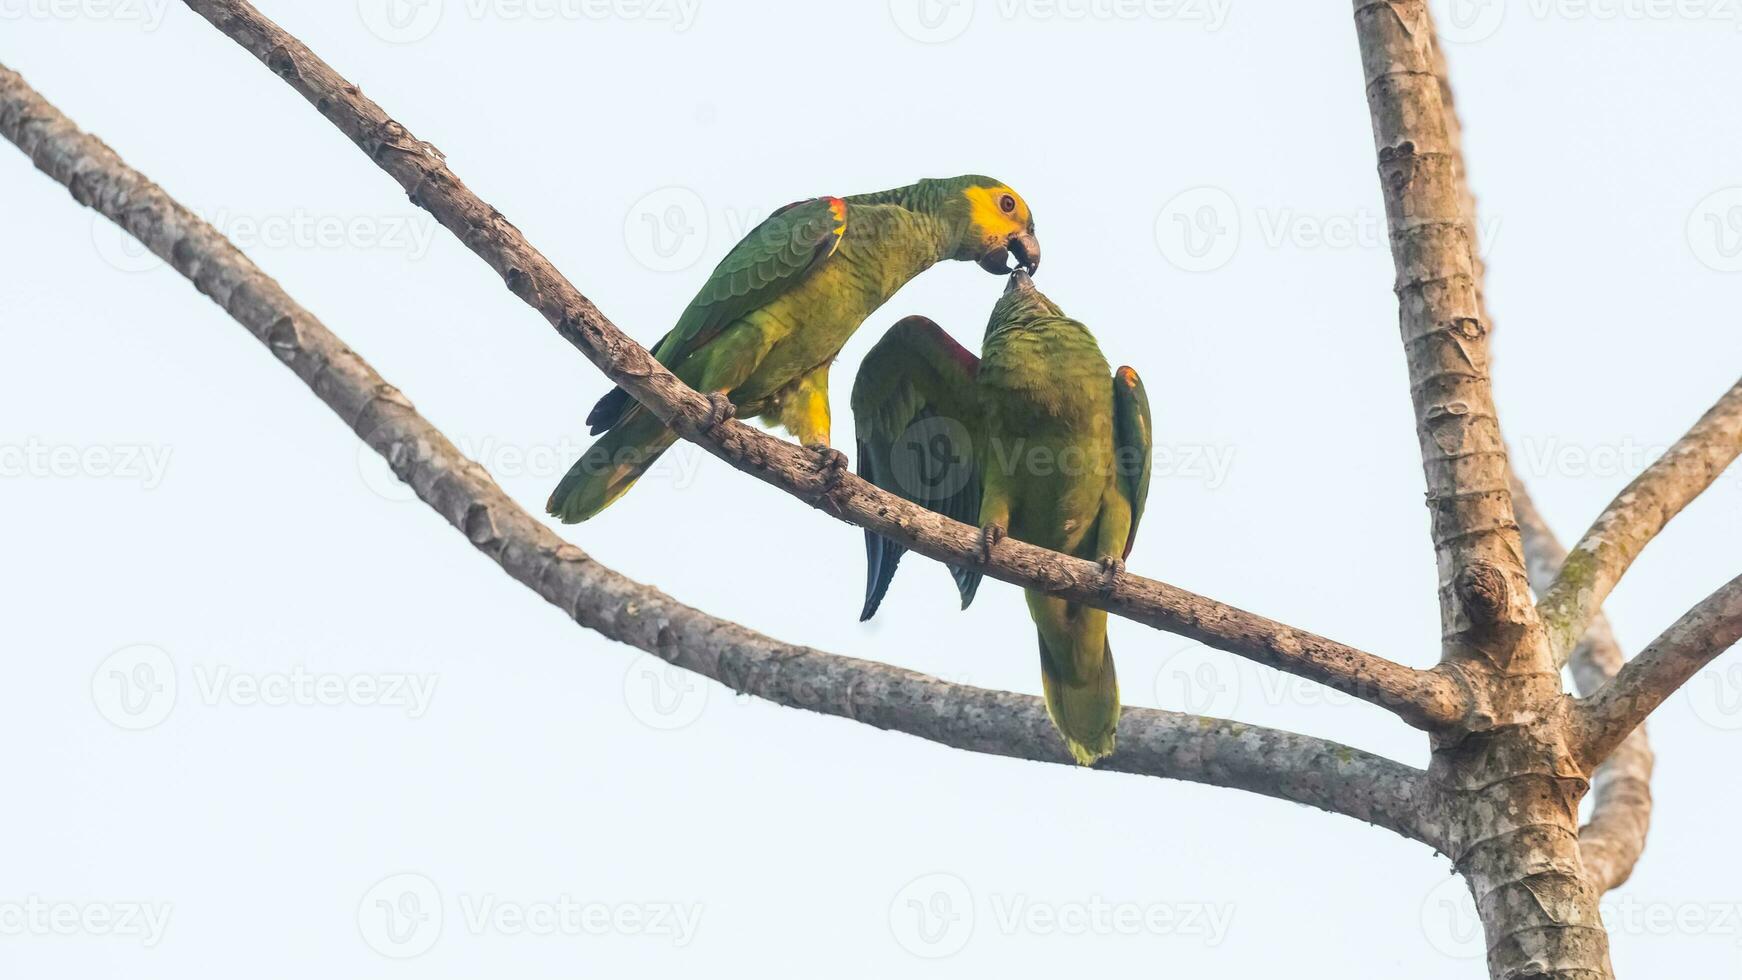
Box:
left=4, top=0, right=1742, bottom=975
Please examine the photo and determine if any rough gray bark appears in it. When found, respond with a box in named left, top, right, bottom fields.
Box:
left=174, top=0, right=1469, bottom=732
left=1430, top=23, right=1653, bottom=897
left=1576, top=575, right=1742, bottom=766
left=1512, top=481, right=1654, bottom=894
left=1536, top=381, right=1742, bottom=666
left=1433, top=15, right=1659, bottom=902
left=1355, top=3, right=1607, bottom=976
left=0, top=62, right=1443, bottom=846
left=1354, top=3, right=1541, bottom=664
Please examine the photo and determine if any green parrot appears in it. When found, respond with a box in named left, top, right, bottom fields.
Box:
left=547, top=175, right=1041, bottom=523
left=851, top=271, right=1153, bottom=765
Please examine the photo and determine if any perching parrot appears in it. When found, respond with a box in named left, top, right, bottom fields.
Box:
left=546, top=175, right=1041, bottom=523
left=851, top=271, right=1153, bottom=765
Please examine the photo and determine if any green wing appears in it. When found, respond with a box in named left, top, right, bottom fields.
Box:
left=1111, top=366, right=1153, bottom=559
left=587, top=196, right=847, bottom=434
left=851, top=316, right=985, bottom=620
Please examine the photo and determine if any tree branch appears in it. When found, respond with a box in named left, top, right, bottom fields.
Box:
left=1363, top=12, right=1619, bottom=974
left=1576, top=575, right=1742, bottom=768
left=1431, top=19, right=1653, bottom=894
left=1352, top=0, right=1541, bottom=665
left=167, top=0, right=1467, bottom=730
left=1512, top=476, right=1654, bottom=893
left=1536, top=379, right=1742, bottom=666
left=0, top=61, right=1447, bottom=848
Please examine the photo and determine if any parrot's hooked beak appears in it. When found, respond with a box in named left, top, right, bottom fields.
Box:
left=977, top=229, right=1042, bottom=276
left=1004, top=268, right=1038, bottom=294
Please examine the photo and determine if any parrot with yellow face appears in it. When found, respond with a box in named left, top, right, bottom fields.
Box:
left=547, top=175, right=1040, bottom=523
left=852, top=272, right=1153, bottom=765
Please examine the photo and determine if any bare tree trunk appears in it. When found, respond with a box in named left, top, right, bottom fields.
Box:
left=1513, top=480, right=1655, bottom=895
left=1352, top=3, right=1612, bottom=975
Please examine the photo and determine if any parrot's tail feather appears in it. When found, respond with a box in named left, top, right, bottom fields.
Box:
left=585, top=386, right=633, bottom=436
left=546, top=414, right=679, bottom=523
left=589, top=327, right=676, bottom=435
left=860, top=529, right=905, bottom=621
left=1038, top=634, right=1120, bottom=766
left=951, top=565, right=982, bottom=609
left=859, top=439, right=907, bottom=620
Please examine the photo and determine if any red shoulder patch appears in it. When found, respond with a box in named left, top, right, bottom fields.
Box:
left=894, top=315, right=978, bottom=376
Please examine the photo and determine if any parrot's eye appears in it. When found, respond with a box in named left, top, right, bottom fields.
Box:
left=999, top=193, right=1017, bottom=214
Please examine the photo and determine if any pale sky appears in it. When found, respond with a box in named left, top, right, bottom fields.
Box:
left=4, top=1, right=1742, bottom=976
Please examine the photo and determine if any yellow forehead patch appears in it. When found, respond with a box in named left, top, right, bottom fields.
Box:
left=962, top=185, right=1029, bottom=236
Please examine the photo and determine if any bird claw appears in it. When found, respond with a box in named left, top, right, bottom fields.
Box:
left=701, top=392, right=736, bottom=432
left=1097, top=556, right=1124, bottom=596
left=979, top=523, right=1007, bottom=564
left=805, top=443, right=850, bottom=495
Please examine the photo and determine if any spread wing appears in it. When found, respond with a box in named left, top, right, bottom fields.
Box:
left=586, top=196, right=848, bottom=434
left=1111, top=366, right=1153, bottom=559
left=850, top=316, right=985, bottom=620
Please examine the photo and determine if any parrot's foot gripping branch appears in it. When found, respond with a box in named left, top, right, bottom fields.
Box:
left=978, top=523, right=1007, bottom=565
left=805, top=444, right=851, bottom=508
left=700, top=392, right=735, bottom=433
left=1097, top=556, right=1124, bottom=598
